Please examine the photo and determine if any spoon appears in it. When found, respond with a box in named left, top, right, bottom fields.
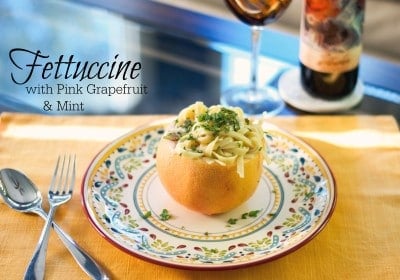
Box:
left=0, top=168, right=109, bottom=280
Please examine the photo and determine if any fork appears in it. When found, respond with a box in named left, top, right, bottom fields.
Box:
left=24, top=155, right=76, bottom=280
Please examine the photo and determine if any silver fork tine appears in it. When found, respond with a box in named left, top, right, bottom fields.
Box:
left=68, top=155, right=76, bottom=194
left=50, top=155, right=61, bottom=193
left=24, top=155, right=76, bottom=280
left=58, top=155, right=67, bottom=194
left=62, top=155, right=75, bottom=194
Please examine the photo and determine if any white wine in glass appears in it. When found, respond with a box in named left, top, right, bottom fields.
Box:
left=222, top=0, right=292, bottom=115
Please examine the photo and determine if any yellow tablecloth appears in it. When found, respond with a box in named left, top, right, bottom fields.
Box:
left=0, top=113, right=399, bottom=280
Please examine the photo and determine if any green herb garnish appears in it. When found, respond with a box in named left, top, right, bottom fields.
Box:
left=159, top=209, right=172, bottom=221
left=182, top=119, right=194, bottom=132
left=248, top=210, right=261, bottom=217
left=226, top=209, right=262, bottom=226
left=142, top=211, right=152, bottom=219
left=197, top=108, right=240, bottom=135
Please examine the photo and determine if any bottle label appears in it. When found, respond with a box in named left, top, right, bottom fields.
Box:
left=299, top=0, right=365, bottom=73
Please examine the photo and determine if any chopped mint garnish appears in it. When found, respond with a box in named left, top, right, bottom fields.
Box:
left=142, top=211, right=152, bottom=219
left=159, top=209, right=172, bottom=221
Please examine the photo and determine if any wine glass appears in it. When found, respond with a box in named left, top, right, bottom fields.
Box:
left=221, top=0, right=292, bottom=116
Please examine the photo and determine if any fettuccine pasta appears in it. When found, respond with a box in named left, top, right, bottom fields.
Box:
left=163, top=102, right=265, bottom=178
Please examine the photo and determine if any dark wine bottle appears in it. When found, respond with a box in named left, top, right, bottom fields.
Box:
left=299, top=0, right=366, bottom=100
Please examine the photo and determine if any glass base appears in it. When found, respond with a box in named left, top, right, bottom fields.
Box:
left=278, top=68, right=364, bottom=113
left=221, top=85, right=284, bottom=116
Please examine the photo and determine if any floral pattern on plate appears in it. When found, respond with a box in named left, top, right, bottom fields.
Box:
left=82, top=121, right=336, bottom=270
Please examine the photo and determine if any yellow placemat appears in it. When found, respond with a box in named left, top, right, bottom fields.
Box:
left=0, top=113, right=399, bottom=280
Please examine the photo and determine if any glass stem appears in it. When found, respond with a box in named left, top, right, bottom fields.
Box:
left=250, top=26, right=262, bottom=93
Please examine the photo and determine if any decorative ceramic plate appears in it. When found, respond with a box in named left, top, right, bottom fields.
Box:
left=81, top=120, right=336, bottom=270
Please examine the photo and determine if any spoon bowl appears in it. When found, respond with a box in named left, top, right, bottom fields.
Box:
left=0, top=168, right=42, bottom=212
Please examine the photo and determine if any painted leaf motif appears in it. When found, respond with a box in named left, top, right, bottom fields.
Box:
left=248, top=237, right=272, bottom=249
left=123, top=158, right=142, bottom=172
left=283, top=213, right=303, bottom=228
